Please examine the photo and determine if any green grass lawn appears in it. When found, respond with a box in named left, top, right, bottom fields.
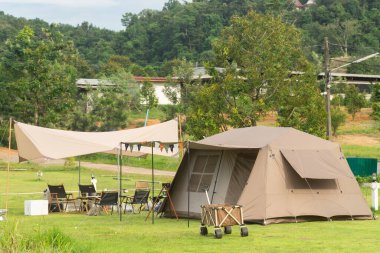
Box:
left=337, top=119, right=379, bottom=135
left=341, top=144, right=380, bottom=160
left=1, top=162, right=380, bottom=252
left=2, top=213, right=380, bottom=253
left=78, top=153, right=182, bottom=172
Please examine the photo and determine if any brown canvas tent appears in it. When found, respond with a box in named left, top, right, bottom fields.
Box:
left=165, top=126, right=372, bottom=224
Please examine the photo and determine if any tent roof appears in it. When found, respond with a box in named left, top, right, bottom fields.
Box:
left=15, top=120, right=178, bottom=161
left=190, top=126, right=339, bottom=150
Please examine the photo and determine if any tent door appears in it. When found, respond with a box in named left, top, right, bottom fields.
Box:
left=188, top=151, right=222, bottom=205
left=225, top=151, right=258, bottom=204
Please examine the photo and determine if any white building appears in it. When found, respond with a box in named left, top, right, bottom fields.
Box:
left=76, top=77, right=180, bottom=105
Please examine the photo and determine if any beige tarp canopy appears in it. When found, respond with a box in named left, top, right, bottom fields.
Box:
left=164, top=126, right=373, bottom=224
left=14, top=120, right=179, bottom=161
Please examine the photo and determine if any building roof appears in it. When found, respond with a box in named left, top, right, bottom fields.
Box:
left=76, top=77, right=169, bottom=90
left=76, top=78, right=114, bottom=89
left=305, top=0, right=316, bottom=5
left=192, top=67, right=225, bottom=79
left=133, top=76, right=167, bottom=83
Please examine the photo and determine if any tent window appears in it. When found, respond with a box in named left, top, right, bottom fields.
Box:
left=190, top=154, right=219, bottom=192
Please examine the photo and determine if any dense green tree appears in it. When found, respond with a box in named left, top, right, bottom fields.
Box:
left=331, top=94, right=345, bottom=106
left=344, top=84, right=366, bottom=120
left=277, top=74, right=327, bottom=138
left=67, top=71, right=140, bottom=131
left=1, top=1, right=380, bottom=74
left=371, top=83, right=380, bottom=103
left=371, top=83, right=380, bottom=122
left=0, top=26, right=79, bottom=126
left=186, top=80, right=228, bottom=139
left=163, top=58, right=194, bottom=108
left=187, top=12, right=326, bottom=138
left=331, top=106, right=347, bottom=136
left=140, top=80, right=158, bottom=109
left=99, top=55, right=132, bottom=76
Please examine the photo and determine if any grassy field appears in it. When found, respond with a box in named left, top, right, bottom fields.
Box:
left=0, top=162, right=173, bottom=216
left=0, top=107, right=378, bottom=252
left=341, top=144, right=380, bottom=160
left=2, top=213, right=380, bottom=253
left=78, top=153, right=181, bottom=172
left=1, top=163, right=380, bottom=253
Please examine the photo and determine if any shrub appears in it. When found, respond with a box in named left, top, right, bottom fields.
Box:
left=331, top=107, right=346, bottom=136
left=0, top=221, right=86, bottom=253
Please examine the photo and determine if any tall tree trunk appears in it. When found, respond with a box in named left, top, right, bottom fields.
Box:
left=34, top=106, right=39, bottom=126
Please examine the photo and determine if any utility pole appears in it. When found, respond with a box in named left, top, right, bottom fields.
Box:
left=324, top=37, right=332, bottom=140
left=323, top=38, right=378, bottom=140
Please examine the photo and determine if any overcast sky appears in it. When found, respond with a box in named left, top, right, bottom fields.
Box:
left=0, top=0, right=169, bottom=31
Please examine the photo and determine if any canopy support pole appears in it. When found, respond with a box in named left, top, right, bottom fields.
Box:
left=119, top=143, right=122, bottom=222
left=187, top=141, right=190, bottom=228
left=78, top=159, right=81, bottom=185
left=151, top=142, right=155, bottom=224
left=5, top=118, right=12, bottom=217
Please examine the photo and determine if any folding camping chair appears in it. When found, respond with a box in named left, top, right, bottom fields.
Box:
left=47, top=184, right=77, bottom=212
left=93, top=191, right=119, bottom=215
left=78, top=184, right=99, bottom=212
left=79, top=184, right=97, bottom=197
left=124, top=189, right=150, bottom=214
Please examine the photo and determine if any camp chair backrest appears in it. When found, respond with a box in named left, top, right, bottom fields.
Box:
left=79, top=184, right=96, bottom=196
left=135, top=181, right=149, bottom=190
left=99, top=191, right=119, bottom=206
left=132, top=189, right=150, bottom=204
left=48, top=184, right=67, bottom=199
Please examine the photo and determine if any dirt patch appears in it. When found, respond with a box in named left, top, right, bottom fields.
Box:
left=128, top=119, right=161, bottom=128
left=258, top=111, right=277, bottom=126
left=0, top=147, right=19, bottom=162
left=344, top=108, right=373, bottom=122
left=333, top=134, right=380, bottom=147
left=80, top=162, right=175, bottom=177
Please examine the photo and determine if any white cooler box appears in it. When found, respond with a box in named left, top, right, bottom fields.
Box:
left=24, top=200, right=48, bottom=216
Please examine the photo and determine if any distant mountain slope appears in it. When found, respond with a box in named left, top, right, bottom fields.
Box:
left=1, top=0, right=379, bottom=74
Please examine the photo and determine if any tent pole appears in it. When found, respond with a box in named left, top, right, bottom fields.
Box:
left=187, top=141, right=190, bottom=228
left=5, top=118, right=12, bottom=216
left=151, top=141, right=154, bottom=224
left=78, top=159, right=81, bottom=185
left=119, top=143, right=122, bottom=222
left=211, top=150, right=224, bottom=204
left=178, top=114, right=183, bottom=157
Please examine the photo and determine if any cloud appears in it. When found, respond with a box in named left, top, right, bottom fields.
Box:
left=0, top=0, right=119, bottom=7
